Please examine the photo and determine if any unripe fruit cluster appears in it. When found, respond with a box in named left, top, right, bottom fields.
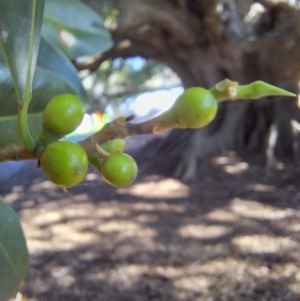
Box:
left=39, top=94, right=138, bottom=189
left=39, top=94, right=88, bottom=188
left=38, top=87, right=216, bottom=189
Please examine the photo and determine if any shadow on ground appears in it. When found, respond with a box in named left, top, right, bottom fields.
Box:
left=1, top=142, right=300, bottom=301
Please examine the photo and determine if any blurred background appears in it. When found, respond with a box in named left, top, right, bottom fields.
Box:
left=2, top=1, right=300, bottom=300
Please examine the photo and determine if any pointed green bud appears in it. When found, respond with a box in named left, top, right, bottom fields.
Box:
left=236, top=81, right=296, bottom=99
left=209, top=79, right=296, bottom=102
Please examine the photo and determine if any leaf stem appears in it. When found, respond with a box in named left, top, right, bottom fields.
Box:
left=17, top=103, right=36, bottom=151
left=17, top=0, right=39, bottom=152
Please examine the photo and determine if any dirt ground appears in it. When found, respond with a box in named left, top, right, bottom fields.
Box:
left=1, top=136, right=300, bottom=301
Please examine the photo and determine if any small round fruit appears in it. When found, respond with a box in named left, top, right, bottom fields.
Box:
left=99, top=153, right=138, bottom=188
left=101, top=138, right=125, bottom=154
left=88, top=152, right=101, bottom=169
left=43, top=94, right=85, bottom=135
left=40, top=141, right=88, bottom=188
left=174, top=87, right=217, bottom=128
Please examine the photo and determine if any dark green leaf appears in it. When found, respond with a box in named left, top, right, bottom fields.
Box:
left=0, top=0, right=45, bottom=105
left=0, top=200, right=29, bottom=301
left=37, top=37, right=88, bottom=102
left=0, top=63, right=78, bottom=117
left=0, top=36, right=89, bottom=104
left=42, top=0, right=113, bottom=59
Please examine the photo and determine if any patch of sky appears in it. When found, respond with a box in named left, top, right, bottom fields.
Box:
left=113, top=56, right=146, bottom=71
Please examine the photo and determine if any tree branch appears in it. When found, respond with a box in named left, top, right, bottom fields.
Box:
left=0, top=113, right=176, bottom=162
left=0, top=144, right=37, bottom=162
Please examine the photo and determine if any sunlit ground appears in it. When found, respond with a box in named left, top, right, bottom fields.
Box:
left=2, top=152, right=300, bottom=301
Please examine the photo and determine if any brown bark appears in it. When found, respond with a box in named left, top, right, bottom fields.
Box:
left=81, top=0, right=300, bottom=180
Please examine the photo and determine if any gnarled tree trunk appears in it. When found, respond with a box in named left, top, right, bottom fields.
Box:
left=82, top=0, right=300, bottom=180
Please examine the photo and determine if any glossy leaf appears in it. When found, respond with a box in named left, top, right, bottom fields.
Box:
left=42, top=0, right=113, bottom=59
left=37, top=37, right=88, bottom=102
left=0, top=113, right=42, bottom=147
left=0, top=36, right=88, bottom=107
left=0, top=200, right=29, bottom=301
left=0, top=62, right=78, bottom=117
left=0, top=0, right=45, bottom=106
